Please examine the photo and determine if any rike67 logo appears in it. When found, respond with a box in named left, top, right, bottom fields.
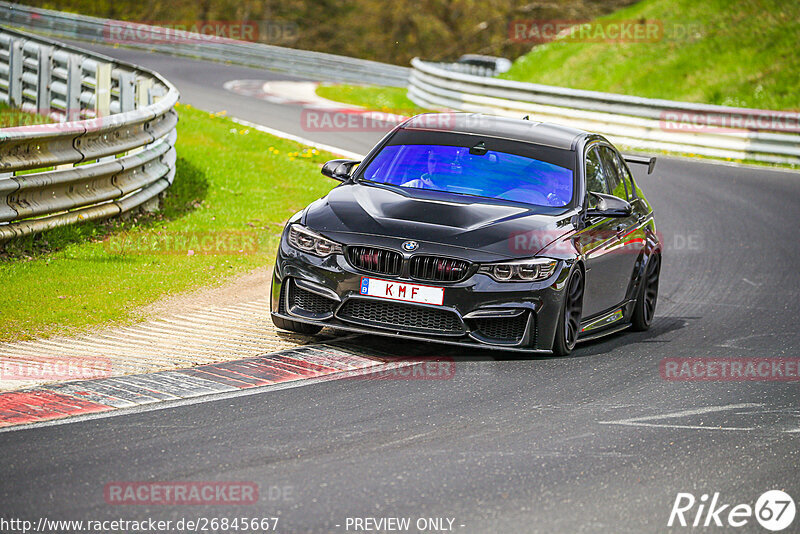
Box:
left=669, top=490, right=795, bottom=531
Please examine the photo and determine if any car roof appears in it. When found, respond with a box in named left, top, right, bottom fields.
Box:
left=400, top=113, right=588, bottom=150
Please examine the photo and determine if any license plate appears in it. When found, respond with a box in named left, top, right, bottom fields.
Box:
left=359, top=277, right=444, bottom=306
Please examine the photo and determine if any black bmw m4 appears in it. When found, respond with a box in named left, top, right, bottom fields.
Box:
left=271, top=113, right=661, bottom=355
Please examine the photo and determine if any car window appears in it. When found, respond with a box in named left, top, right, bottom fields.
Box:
left=599, top=146, right=628, bottom=200
left=360, top=143, right=574, bottom=207
left=585, top=147, right=607, bottom=208
left=617, top=158, right=639, bottom=200
left=603, top=147, right=638, bottom=201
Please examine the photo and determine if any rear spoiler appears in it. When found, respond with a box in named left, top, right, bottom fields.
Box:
left=623, top=154, right=657, bottom=174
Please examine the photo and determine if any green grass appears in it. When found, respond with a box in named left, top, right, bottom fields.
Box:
left=315, top=84, right=429, bottom=116
left=501, top=0, right=800, bottom=110
left=0, top=103, right=338, bottom=341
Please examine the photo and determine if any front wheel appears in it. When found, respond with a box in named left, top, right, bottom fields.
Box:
left=552, top=268, right=584, bottom=356
left=631, top=253, right=660, bottom=331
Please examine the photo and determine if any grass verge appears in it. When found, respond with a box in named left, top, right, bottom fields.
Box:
left=315, top=83, right=429, bottom=116
left=0, top=103, right=338, bottom=342
left=501, top=0, right=800, bottom=110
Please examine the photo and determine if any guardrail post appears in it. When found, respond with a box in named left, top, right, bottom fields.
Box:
left=118, top=71, right=135, bottom=112
left=136, top=77, right=153, bottom=108
left=65, top=54, right=81, bottom=121
left=36, top=44, right=53, bottom=118
left=94, top=61, right=111, bottom=117
left=94, top=61, right=113, bottom=161
left=8, top=38, right=23, bottom=107
left=150, top=85, right=165, bottom=103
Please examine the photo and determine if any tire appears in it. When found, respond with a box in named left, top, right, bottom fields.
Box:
left=552, top=268, right=584, bottom=356
left=631, top=253, right=660, bottom=331
left=271, top=314, right=323, bottom=335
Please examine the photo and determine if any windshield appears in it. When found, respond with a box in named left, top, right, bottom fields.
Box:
left=359, top=141, right=574, bottom=207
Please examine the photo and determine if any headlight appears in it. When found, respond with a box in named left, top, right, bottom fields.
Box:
left=478, top=258, right=558, bottom=282
left=287, top=224, right=343, bottom=257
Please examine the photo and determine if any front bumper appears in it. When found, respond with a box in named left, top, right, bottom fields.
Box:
left=270, top=239, right=573, bottom=353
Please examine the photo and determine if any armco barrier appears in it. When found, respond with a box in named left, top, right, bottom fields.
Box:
left=0, top=1, right=409, bottom=87
left=408, top=59, right=800, bottom=165
left=0, top=27, right=179, bottom=241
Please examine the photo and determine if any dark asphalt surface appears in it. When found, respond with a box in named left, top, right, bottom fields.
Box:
left=1, top=42, right=799, bottom=533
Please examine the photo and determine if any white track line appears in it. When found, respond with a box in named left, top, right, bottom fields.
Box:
left=598, top=403, right=763, bottom=431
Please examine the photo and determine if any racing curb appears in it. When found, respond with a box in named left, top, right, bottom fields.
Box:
left=0, top=343, right=395, bottom=429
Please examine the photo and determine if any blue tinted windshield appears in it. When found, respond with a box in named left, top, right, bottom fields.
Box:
left=359, top=143, right=573, bottom=207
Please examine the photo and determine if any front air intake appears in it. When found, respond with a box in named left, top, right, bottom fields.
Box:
left=346, top=246, right=402, bottom=276
left=410, top=256, right=470, bottom=282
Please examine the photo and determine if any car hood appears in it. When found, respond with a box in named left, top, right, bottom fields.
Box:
left=303, top=183, right=575, bottom=260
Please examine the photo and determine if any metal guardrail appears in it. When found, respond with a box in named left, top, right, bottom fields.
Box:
left=0, top=1, right=409, bottom=88
left=0, top=27, right=179, bottom=241
left=409, top=59, right=800, bottom=165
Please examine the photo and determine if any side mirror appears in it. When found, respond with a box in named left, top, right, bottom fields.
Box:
left=321, top=159, right=360, bottom=182
left=586, top=192, right=633, bottom=218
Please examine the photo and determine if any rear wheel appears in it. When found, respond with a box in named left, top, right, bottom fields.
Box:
left=631, top=253, right=660, bottom=331
left=552, top=268, right=584, bottom=356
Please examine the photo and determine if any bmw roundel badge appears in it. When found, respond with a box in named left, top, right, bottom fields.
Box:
left=402, top=240, right=418, bottom=252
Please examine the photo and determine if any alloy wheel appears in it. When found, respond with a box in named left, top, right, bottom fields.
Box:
left=564, top=269, right=584, bottom=348
left=643, top=254, right=660, bottom=325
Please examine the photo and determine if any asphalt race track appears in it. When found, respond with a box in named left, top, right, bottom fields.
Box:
left=1, top=43, right=799, bottom=533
